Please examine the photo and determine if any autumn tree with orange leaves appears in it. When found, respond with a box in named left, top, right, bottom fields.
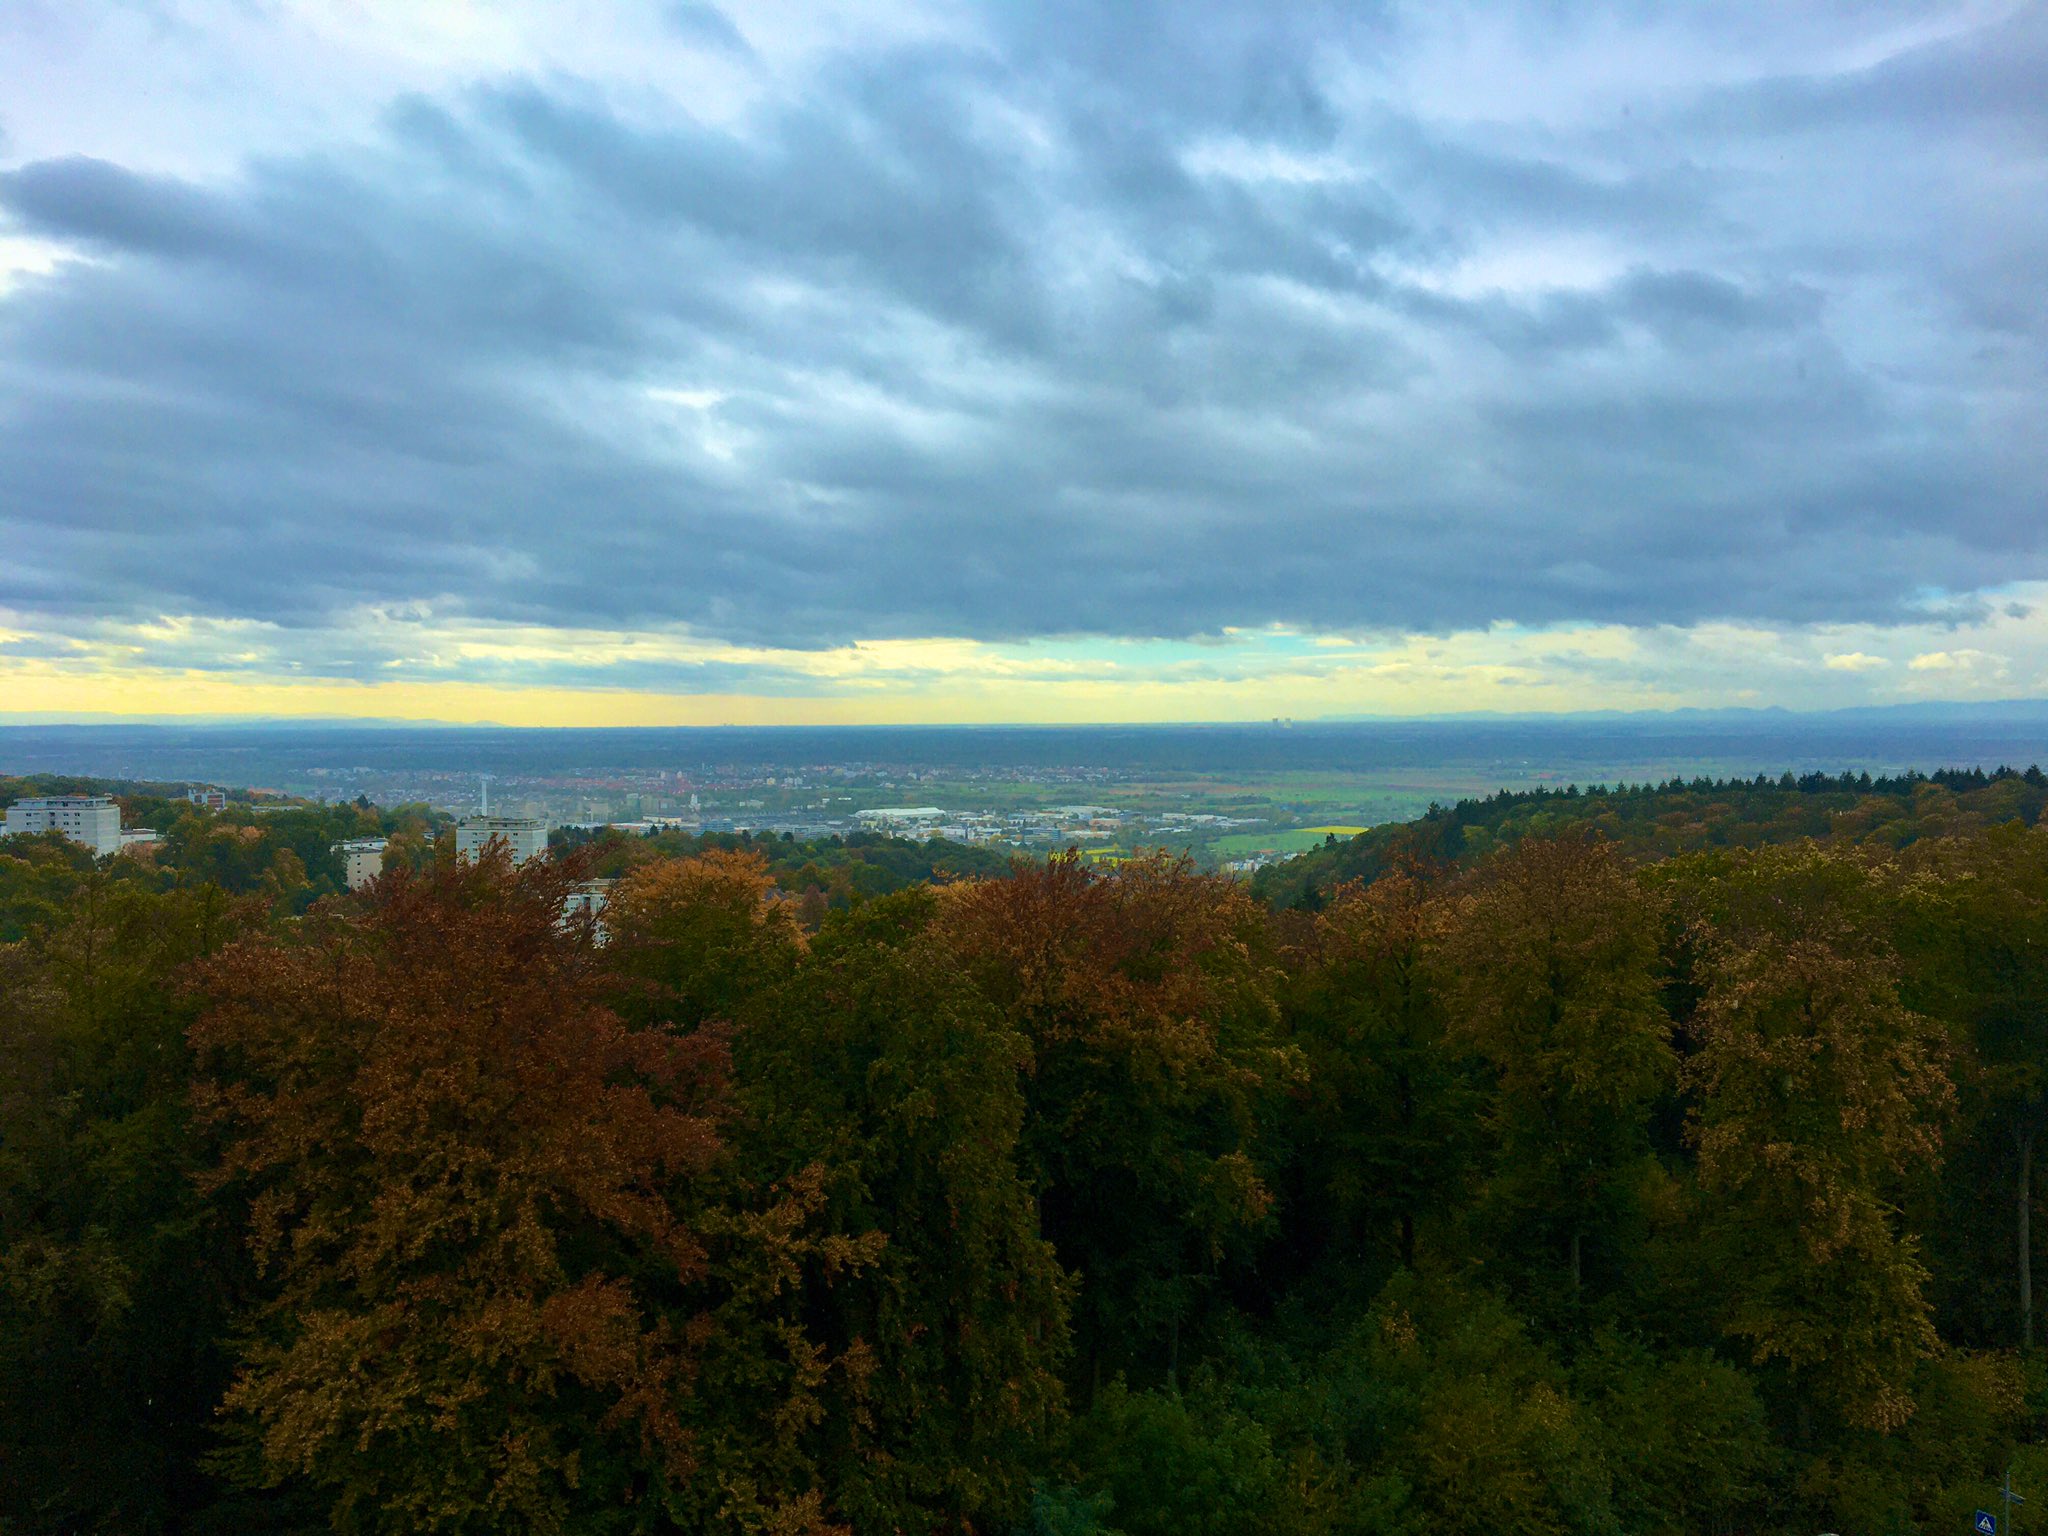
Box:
left=1677, top=846, right=1954, bottom=1436
left=190, top=853, right=731, bottom=1535
left=605, top=848, right=807, bottom=1034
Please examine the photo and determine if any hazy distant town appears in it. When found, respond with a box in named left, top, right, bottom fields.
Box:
left=9, top=708, right=2048, bottom=875
left=292, top=760, right=1320, bottom=872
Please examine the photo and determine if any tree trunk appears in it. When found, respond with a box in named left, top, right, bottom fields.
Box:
left=1400, top=1209, right=1416, bottom=1271
left=1570, top=1228, right=1582, bottom=1297
left=2021, top=1123, right=2035, bottom=1352
left=1166, top=1311, right=1180, bottom=1395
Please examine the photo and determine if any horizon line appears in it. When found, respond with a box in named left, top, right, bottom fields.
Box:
left=4, top=697, right=2048, bottom=732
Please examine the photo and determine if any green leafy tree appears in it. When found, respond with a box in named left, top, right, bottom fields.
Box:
left=702, top=892, right=1071, bottom=1532
left=1060, top=1382, right=1297, bottom=1536
left=0, top=876, right=254, bottom=1533
left=1893, top=824, right=2048, bottom=1349
left=1431, top=836, right=1673, bottom=1310
left=940, top=854, right=1300, bottom=1390
left=1572, top=1331, right=1780, bottom=1535
left=1279, top=867, right=1478, bottom=1275
left=1360, top=1273, right=1619, bottom=1536
left=0, top=830, right=104, bottom=941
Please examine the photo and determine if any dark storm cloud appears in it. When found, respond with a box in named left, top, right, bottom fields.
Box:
left=2, top=157, right=247, bottom=258
left=1, top=1, right=2042, bottom=658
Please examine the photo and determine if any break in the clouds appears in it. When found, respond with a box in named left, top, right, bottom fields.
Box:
left=1, top=0, right=2044, bottom=719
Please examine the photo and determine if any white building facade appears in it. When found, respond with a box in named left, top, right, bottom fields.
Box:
left=854, top=807, right=946, bottom=833
left=561, top=879, right=615, bottom=941
left=337, top=838, right=389, bottom=890
left=4, top=795, right=123, bottom=856
left=455, top=816, right=548, bottom=866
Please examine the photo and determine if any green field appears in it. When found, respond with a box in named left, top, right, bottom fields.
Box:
left=1208, top=825, right=1369, bottom=858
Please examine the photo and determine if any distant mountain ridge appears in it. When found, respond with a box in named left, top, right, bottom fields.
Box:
left=1315, top=697, right=2048, bottom=725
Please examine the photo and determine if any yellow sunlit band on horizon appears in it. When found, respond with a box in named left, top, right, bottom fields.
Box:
left=4, top=588, right=2046, bottom=725
left=0, top=660, right=1680, bottom=726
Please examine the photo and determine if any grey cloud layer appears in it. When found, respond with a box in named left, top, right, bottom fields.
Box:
left=2, top=0, right=2043, bottom=662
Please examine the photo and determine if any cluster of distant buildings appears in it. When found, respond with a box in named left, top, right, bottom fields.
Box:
left=848, top=804, right=1267, bottom=851
left=7, top=788, right=1303, bottom=897
left=341, top=816, right=608, bottom=931
left=1, top=787, right=279, bottom=859
left=1, top=796, right=619, bottom=940
left=854, top=804, right=1129, bottom=846
left=1, top=796, right=560, bottom=884
left=336, top=816, right=550, bottom=889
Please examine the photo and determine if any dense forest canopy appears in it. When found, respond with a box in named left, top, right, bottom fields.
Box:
left=4, top=770, right=2048, bottom=1533
left=1256, top=764, right=2048, bottom=908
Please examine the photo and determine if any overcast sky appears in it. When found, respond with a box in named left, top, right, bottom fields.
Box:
left=2, top=0, right=2044, bottom=724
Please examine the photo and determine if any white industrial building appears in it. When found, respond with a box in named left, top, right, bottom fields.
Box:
left=4, top=795, right=124, bottom=856
left=854, top=807, right=946, bottom=831
left=337, top=837, right=389, bottom=890
left=455, top=816, right=548, bottom=866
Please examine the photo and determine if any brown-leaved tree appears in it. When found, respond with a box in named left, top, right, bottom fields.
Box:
left=191, top=853, right=730, bottom=1535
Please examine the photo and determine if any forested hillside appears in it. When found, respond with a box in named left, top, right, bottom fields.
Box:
left=552, top=823, right=1015, bottom=902
left=1256, top=764, right=2048, bottom=909
left=5, top=777, right=2048, bottom=1533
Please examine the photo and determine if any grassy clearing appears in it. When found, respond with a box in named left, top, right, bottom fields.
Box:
left=1210, top=826, right=1370, bottom=858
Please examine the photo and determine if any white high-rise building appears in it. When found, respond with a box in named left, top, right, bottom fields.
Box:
left=455, top=816, right=547, bottom=866
left=337, top=838, right=389, bottom=890
left=4, top=795, right=123, bottom=856
left=561, top=879, right=615, bottom=941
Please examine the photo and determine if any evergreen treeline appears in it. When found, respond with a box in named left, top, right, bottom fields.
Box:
left=5, top=776, right=2048, bottom=1533
left=1256, top=763, right=2048, bottom=909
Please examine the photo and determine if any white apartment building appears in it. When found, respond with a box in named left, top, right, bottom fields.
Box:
left=4, top=795, right=123, bottom=856
left=562, top=879, right=615, bottom=942
left=562, top=879, right=613, bottom=921
left=455, top=816, right=548, bottom=866
left=337, top=837, right=389, bottom=890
